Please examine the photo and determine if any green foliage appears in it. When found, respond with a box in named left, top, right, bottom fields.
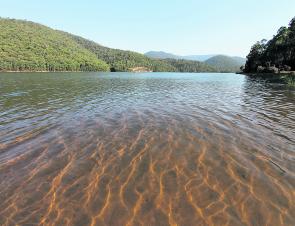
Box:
left=145, top=51, right=246, bottom=72
left=283, top=74, right=295, bottom=87
left=0, top=18, right=109, bottom=72
left=245, top=16, right=295, bottom=73
left=162, top=59, right=216, bottom=72
left=205, top=55, right=244, bottom=72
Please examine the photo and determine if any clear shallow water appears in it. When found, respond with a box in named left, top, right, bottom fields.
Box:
left=0, top=72, right=294, bottom=226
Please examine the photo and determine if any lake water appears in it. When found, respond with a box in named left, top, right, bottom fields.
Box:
left=0, top=72, right=294, bottom=226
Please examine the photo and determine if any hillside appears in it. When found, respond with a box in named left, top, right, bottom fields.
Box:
left=64, top=34, right=177, bottom=72
left=205, top=55, right=245, bottom=72
left=232, top=56, right=246, bottom=66
left=65, top=35, right=216, bottom=72
left=0, top=18, right=221, bottom=73
left=244, top=17, right=295, bottom=73
left=0, top=18, right=109, bottom=72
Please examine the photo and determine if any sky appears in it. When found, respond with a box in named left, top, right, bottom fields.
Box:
left=1, top=0, right=295, bottom=57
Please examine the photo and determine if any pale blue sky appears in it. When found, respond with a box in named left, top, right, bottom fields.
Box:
left=1, top=0, right=295, bottom=57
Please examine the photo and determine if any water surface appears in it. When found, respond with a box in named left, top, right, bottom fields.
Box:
left=0, top=73, right=294, bottom=226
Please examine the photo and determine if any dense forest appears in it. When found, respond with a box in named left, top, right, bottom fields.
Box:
left=0, top=19, right=110, bottom=72
left=205, top=55, right=246, bottom=73
left=244, top=17, right=295, bottom=73
left=162, top=59, right=216, bottom=72
left=0, top=18, right=219, bottom=73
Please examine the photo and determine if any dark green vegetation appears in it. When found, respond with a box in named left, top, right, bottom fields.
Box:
left=0, top=18, right=217, bottom=73
left=145, top=51, right=245, bottom=72
left=163, top=59, right=216, bottom=72
left=244, top=16, right=295, bottom=73
left=243, top=16, right=295, bottom=86
left=283, top=74, right=295, bottom=87
left=205, top=55, right=246, bottom=73
left=0, top=18, right=109, bottom=72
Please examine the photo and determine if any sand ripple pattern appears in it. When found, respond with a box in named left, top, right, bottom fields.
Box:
left=0, top=73, right=294, bottom=226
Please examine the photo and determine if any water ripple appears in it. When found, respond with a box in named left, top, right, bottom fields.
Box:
left=0, top=72, right=294, bottom=226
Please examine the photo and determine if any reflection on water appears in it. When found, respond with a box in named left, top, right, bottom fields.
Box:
left=0, top=73, right=294, bottom=226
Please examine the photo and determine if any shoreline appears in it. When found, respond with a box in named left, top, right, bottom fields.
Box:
left=239, top=71, right=295, bottom=76
left=0, top=70, right=242, bottom=74
left=240, top=72, right=295, bottom=87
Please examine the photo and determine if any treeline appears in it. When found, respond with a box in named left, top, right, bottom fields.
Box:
left=162, top=59, right=215, bottom=72
left=0, top=18, right=218, bottom=73
left=244, top=17, right=295, bottom=73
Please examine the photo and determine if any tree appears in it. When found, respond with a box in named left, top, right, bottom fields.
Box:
left=244, top=16, right=295, bottom=72
left=244, top=40, right=267, bottom=73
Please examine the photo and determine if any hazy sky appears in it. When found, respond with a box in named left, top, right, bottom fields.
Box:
left=1, top=0, right=295, bottom=57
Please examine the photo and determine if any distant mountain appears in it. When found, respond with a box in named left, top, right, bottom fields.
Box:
left=205, top=55, right=245, bottom=73
left=183, top=55, right=217, bottom=62
left=145, top=51, right=181, bottom=59
left=145, top=51, right=245, bottom=63
left=145, top=51, right=246, bottom=72
left=231, top=56, right=247, bottom=66
left=145, top=51, right=215, bottom=61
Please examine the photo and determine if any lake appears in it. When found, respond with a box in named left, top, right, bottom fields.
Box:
left=0, top=72, right=294, bottom=226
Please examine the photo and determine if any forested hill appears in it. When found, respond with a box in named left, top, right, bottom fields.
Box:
left=62, top=32, right=216, bottom=72
left=205, top=55, right=246, bottom=73
left=0, top=18, right=216, bottom=73
left=244, top=17, right=295, bottom=73
left=0, top=18, right=110, bottom=72
left=145, top=51, right=246, bottom=72
left=64, top=33, right=177, bottom=72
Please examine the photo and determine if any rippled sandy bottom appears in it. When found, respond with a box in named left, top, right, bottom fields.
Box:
left=0, top=112, right=294, bottom=226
